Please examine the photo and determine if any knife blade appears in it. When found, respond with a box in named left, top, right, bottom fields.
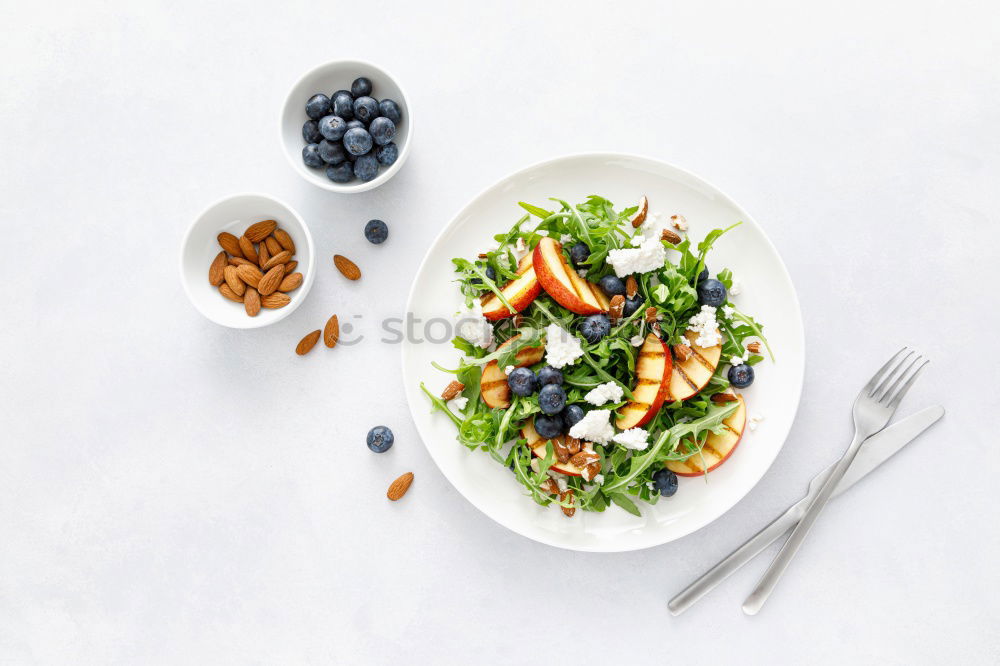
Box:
left=668, top=405, right=944, bottom=615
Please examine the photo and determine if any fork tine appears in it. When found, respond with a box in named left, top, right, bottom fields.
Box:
left=864, top=348, right=908, bottom=397
left=873, top=351, right=915, bottom=401
left=886, top=359, right=929, bottom=410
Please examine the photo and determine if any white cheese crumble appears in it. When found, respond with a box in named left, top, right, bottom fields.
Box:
left=560, top=234, right=574, bottom=244
left=513, top=237, right=527, bottom=259
left=686, top=305, right=722, bottom=348
left=671, top=214, right=689, bottom=231
left=729, top=280, right=742, bottom=296
left=722, top=304, right=736, bottom=319
left=503, top=365, right=515, bottom=375
left=585, top=381, right=625, bottom=406
left=544, top=323, right=584, bottom=369
left=612, top=427, right=650, bottom=451
left=630, top=334, right=645, bottom=347
left=455, top=301, right=493, bottom=349
left=639, top=212, right=670, bottom=241
left=749, top=414, right=764, bottom=432
left=607, top=236, right=667, bottom=277
left=577, top=268, right=588, bottom=278
left=593, top=474, right=605, bottom=485
left=730, top=355, right=745, bottom=366
left=568, top=409, right=615, bottom=444
left=448, top=396, right=468, bottom=411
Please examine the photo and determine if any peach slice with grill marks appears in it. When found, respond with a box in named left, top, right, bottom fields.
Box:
left=480, top=254, right=542, bottom=321
left=479, top=335, right=545, bottom=409
left=666, top=330, right=722, bottom=402
left=615, top=333, right=673, bottom=429
left=532, top=237, right=610, bottom=315
left=666, top=394, right=746, bottom=476
left=522, top=419, right=584, bottom=477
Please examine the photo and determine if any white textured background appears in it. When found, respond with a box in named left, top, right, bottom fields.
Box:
left=1, top=1, right=998, bottom=663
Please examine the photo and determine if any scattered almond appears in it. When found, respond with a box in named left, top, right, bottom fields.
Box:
left=661, top=229, right=682, bottom=244
left=626, top=275, right=638, bottom=299
left=257, top=238, right=270, bottom=269
left=278, top=272, right=303, bottom=292
left=236, top=264, right=263, bottom=288
left=296, top=330, right=322, bottom=355
left=323, top=314, right=339, bottom=348
left=264, top=236, right=283, bottom=256
left=644, top=307, right=658, bottom=324
left=219, top=283, right=243, bottom=302
left=629, top=195, right=649, bottom=228
left=208, top=252, right=227, bottom=286
left=608, top=294, right=625, bottom=324
left=284, top=260, right=298, bottom=273
left=711, top=393, right=739, bottom=404
left=244, top=287, right=261, bottom=316
left=540, top=478, right=560, bottom=495
left=263, top=250, right=292, bottom=271
left=333, top=254, right=361, bottom=280
left=565, top=436, right=582, bottom=456
left=223, top=266, right=245, bottom=296
left=238, top=235, right=258, bottom=264
left=440, top=380, right=465, bottom=401
left=651, top=321, right=663, bottom=337
left=673, top=344, right=692, bottom=362
left=261, top=292, right=291, bottom=309
left=387, top=472, right=414, bottom=501
left=581, top=462, right=601, bottom=482
left=560, top=489, right=576, bottom=517
left=257, top=265, right=285, bottom=296
left=569, top=450, right=599, bottom=469
left=244, top=219, right=277, bottom=243
left=552, top=438, right=571, bottom=464
left=478, top=252, right=488, bottom=259
left=273, top=229, right=295, bottom=253
left=217, top=232, right=243, bottom=257
left=747, top=341, right=761, bottom=354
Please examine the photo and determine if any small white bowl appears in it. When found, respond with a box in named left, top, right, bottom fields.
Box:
left=181, top=193, right=316, bottom=328
left=280, top=60, right=412, bottom=193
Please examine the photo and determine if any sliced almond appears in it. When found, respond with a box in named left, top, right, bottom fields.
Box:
left=244, top=287, right=261, bottom=316
left=539, top=478, right=560, bottom=496
left=581, top=461, right=601, bottom=482
left=219, top=283, right=243, bottom=302
left=273, top=228, right=295, bottom=253
left=565, top=436, right=582, bottom=456
left=333, top=254, right=361, bottom=280
left=629, top=195, right=649, bottom=228
left=217, top=232, right=243, bottom=257
left=673, top=344, right=692, bottom=362
left=626, top=275, right=638, bottom=299
left=235, top=264, right=263, bottom=288
left=284, top=260, right=298, bottom=274
left=747, top=341, right=761, bottom=354
left=644, top=306, right=658, bottom=324
left=257, top=238, right=270, bottom=269
left=258, top=265, right=285, bottom=296
left=711, top=393, right=739, bottom=404
left=387, top=472, right=414, bottom=501
left=261, top=292, right=291, bottom=309
left=264, top=236, right=282, bottom=255
left=661, top=229, right=682, bottom=244
left=440, top=380, right=465, bottom=401
left=323, top=314, right=339, bottom=348
left=245, top=219, right=277, bottom=243
left=569, top=450, right=600, bottom=469
left=608, top=294, right=625, bottom=324
left=238, top=235, right=258, bottom=264
left=477, top=252, right=488, bottom=259
left=552, top=437, right=571, bottom=464
left=278, top=272, right=303, bottom=292
left=208, top=252, right=226, bottom=286
left=263, top=250, right=292, bottom=271
left=223, top=265, right=245, bottom=296
left=560, top=489, right=576, bottom=517
left=296, top=330, right=321, bottom=355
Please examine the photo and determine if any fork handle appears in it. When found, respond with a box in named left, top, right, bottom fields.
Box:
left=742, top=432, right=866, bottom=615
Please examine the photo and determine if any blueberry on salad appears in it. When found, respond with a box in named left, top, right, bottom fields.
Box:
left=302, top=143, right=324, bottom=168
left=305, top=93, right=331, bottom=120
left=364, top=219, right=389, bottom=244
left=562, top=404, right=585, bottom=431
left=538, top=384, right=567, bottom=415
left=697, top=278, right=727, bottom=307
left=599, top=275, right=625, bottom=297
left=366, top=425, right=394, bottom=453
left=569, top=241, right=590, bottom=266
left=652, top=468, right=678, bottom=497
left=623, top=294, right=644, bottom=317
left=507, top=367, right=538, bottom=396
left=378, top=98, right=402, bottom=123
left=728, top=363, right=754, bottom=388
left=579, top=314, right=611, bottom=343
left=351, top=76, right=373, bottom=97
left=537, top=366, right=563, bottom=386
left=534, top=414, right=563, bottom=439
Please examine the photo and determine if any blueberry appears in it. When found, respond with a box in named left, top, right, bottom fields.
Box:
left=305, top=93, right=331, bottom=120
left=332, top=90, right=354, bottom=119
left=507, top=367, right=538, bottom=396
left=697, top=278, right=727, bottom=307
left=318, top=115, right=347, bottom=141
left=599, top=275, right=626, bottom=297
left=318, top=139, right=347, bottom=165
left=623, top=295, right=644, bottom=317
left=343, top=127, right=373, bottom=156
left=562, top=404, right=585, bottom=431
left=579, top=314, right=611, bottom=343
left=538, top=384, right=567, bottom=415
left=351, top=76, right=373, bottom=97
left=353, top=153, right=379, bottom=182
left=364, top=219, right=388, bottom=244
left=569, top=242, right=590, bottom=266
left=652, top=468, right=678, bottom=497
left=376, top=142, right=399, bottom=166
left=537, top=367, right=563, bottom=386
left=326, top=162, right=353, bottom=183
left=728, top=363, right=755, bottom=389
left=302, top=143, right=324, bottom=168
left=302, top=120, right=322, bottom=144
left=353, top=96, right=379, bottom=123
left=368, top=117, right=396, bottom=146
left=534, top=414, right=563, bottom=439
left=366, top=425, right=394, bottom=453
left=696, top=266, right=709, bottom=284
left=379, top=99, right=402, bottom=123
left=485, top=265, right=496, bottom=281
left=346, top=119, right=365, bottom=130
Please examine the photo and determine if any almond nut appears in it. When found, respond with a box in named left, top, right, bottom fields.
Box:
left=257, top=238, right=270, bottom=269
left=608, top=294, right=625, bottom=324
left=565, top=436, right=582, bottom=455
left=284, top=260, right=298, bottom=274
left=581, top=461, right=602, bottom=482
left=262, top=250, right=292, bottom=271
left=333, top=254, right=361, bottom=280
left=626, top=275, right=638, bottom=299
left=217, top=232, right=243, bottom=257
left=629, top=195, right=649, bottom=228
left=661, top=229, right=682, bottom=244
left=711, top=393, right=739, bottom=404
left=228, top=256, right=254, bottom=267
left=323, top=314, right=339, bottom=348
left=387, top=472, right=414, bottom=501
left=673, top=344, right=692, bottom=362
left=644, top=307, right=658, bottom=324
left=560, top=489, right=576, bottom=517
left=747, top=341, right=761, bottom=354
left=208, top=252, right=227, bottom=286
left=235, top=264, right=263, bottom=288
left=244, top=219, right=277, bottom=243
left=539, top=478, right=560, bottom=496
left=552, top=437, right=571, bottom=464
left=440, top=380, right=465, bottom=401
left=264, top=236, right=282, bottom=255
left=569, top=450, right=599, bottom=469
left=296, top=330, right=321, bottom=355
left=261, top=292, right=291, bottom=309
left=223, top=265, right=245, bottom=296
left=273, top=228, right=295, bottom=253
left=219, top=283, right=243, bottom=302
left=243, top=287, right=261, bottom=317
left=238, top=235, right=258, bottom=264
left=278, top=272, right=303, bottom=292
left=258, top=265, right=285, bottom=296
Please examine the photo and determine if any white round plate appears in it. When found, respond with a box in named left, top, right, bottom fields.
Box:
left=401, top=153, right=804, bottom=552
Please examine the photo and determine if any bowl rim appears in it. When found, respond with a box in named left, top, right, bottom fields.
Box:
left=279, top=59, right=413, bottom=194
left=180, top=191, right=316, bottom=329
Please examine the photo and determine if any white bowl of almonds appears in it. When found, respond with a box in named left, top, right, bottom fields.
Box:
left=181, top=193, right=315, bottom=328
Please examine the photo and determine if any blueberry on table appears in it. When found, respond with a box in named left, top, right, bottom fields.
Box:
left=579, top=314, right=611, bottom=343
left=332, top=91, right=355, bottom=119
left=326, top=162, right=354, bottom=183
left=353, top=153, right=379, bottom=181
left=302, top=143, right=324, bottom=168
left=697, top=278, right=727, bottom=307
left=376, top=142, right=399, bottom=166
left=318, top=115, right=348, bottom=141
left=534, top=414, right=564, bottom=439
left=364, top=219, right=389, bottom=244
left=351, top=76, right=373, bottom=97
left=652, top=468, right=678, bottom=497
left=368, top=116, right=396, bottom=146
left=366, top=425, right=394, bottom=453
left=562, top=404, right=585, bottom=430
left=507, top=367, right=539, bottom=397
left=319, top=139, right=347, bottom=165
left=623, top=294, right=644, bottom=317
left=538, top=384, right=567, bottom=415
left=569, top=242, right=590, bottom=266
left=305, top=93, right=331, bottom=120
left=302, top=120, right=322, bottom=144
left=599, top=275, right=626, bottom=297
left=728, top=363, right=754, bottom=389
left=353, top=96, right=380, bottom=123
left=378, top=98, right=402, bottom=123
left=537, top=366, right=563, bottom=386
left=343, top=127, right=373, bottom=155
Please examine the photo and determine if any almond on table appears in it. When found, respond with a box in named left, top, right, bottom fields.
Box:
left=333, top=254, right=361, bottom=280
left=296, top=330, right=322, bottom=355
left=387, top=472, right=414, bottom=501
left=323, top=315, right=339, bottom=348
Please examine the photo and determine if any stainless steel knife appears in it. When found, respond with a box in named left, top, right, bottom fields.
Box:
left=668, top=405, right=945, bottom=615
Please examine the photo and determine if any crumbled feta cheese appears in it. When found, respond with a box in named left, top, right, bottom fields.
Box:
left=686, top=305, right=722, bottom=348
left=448, top=396, right=468, bottom=411
left=585, top=381, right=625, bottom=406
left=729, top=280, right=742, bottom=296
left=748, top=414, right=764, bottom=432
left=730, top=355, right=745, bottom=366
left=612, top=428, right=650, bottom=451
left=577, top=268, right=588, bottom=278
left=749, top=420, right=758, bottom=431
left=455, top=301, right=493, bottom=349
left=607, top=236, right=667, bottom=277
left=504, top=365, right=515, bottom=375
left=544, top=323, right=584, bottom=368
left=568, top=409, right=615, bottom=444
left=593, top=474, right=605, bottom=485
left=639, top=213, right=671, bottom=241
left=630, top=335, right=645, bottom=347
left=722, top=304, right=736, bottom=319
left=670, top=214, right=689, bottom=231
left=560, top=234, right=574, bottom=244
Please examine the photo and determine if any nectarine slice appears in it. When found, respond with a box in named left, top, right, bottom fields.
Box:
left=480, top=335, right=545, bottom=409
left=666, top=395, right=746, bottom=476
left=615, top=333, right=673, bottom=429
left=480, top=254, right=542, bottom=321
left=522, top=420, right=584, bottom=477
left=532, top=237, right=608, bottom=315
left=666, top=330, right=722, bottom=402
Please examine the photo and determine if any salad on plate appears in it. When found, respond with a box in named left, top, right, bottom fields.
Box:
left=421, top=195, right=772, bottom=518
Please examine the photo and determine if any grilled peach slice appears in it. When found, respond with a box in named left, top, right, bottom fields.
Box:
left=615, top=333, right=673, bottom=429
left=666, top=394, right=746, bottom=476
left=666, top=330, right=722, bottom=401
left=480, top=335, right=545, bottom=409
left=532, top=237, right=609, bottom=315
left=522, top=419, right=584, bottom=477
left=480, top=254, right=542, bottom=321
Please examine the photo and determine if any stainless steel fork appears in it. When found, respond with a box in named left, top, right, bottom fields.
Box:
left=742, top=348, right=929, bottom=615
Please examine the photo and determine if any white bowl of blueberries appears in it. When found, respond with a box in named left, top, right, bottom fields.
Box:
left=281, top=60, right=411, bottom=193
